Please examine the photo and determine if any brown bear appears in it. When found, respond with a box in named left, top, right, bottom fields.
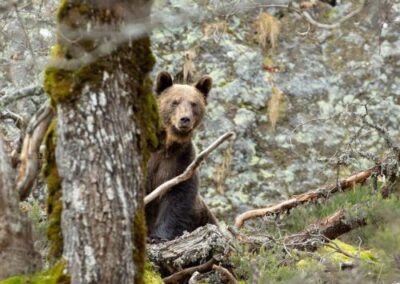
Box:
left=145, top=71, right=218, bottom=241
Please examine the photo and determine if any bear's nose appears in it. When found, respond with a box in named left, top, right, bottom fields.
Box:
left=180, top=117, right=191, bottom=125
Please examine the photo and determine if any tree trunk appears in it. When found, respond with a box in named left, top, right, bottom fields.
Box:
left=44, top=0, right=158, bottom=283
left=0, top=138, right=40, bottom=279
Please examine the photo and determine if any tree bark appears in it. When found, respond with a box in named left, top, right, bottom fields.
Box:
left=44, top=0, right=157, bottom=283
left=148, top=224, right=233, bottom=276
left=0, top=138, right=40, bottom=279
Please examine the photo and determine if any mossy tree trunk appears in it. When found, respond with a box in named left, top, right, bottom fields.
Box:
left=44, top=0, right=159, bottom=283
left=0, top=138, right=40, bottom=279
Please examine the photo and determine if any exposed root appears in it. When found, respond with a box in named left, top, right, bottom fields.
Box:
left=17, top=100, right=54, bottom=200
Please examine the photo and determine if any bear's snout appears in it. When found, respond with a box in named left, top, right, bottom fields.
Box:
left=179, top=116, right=191, bottom=127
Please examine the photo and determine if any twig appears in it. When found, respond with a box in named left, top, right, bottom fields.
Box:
left=0, top=85, right=44, bottom=107
left=144, top=131, right=236, bottom=205
left=13, top=4, right=36, bottom=66
left=163, top=258, right=215, bottom=284
left=235, top=167, right=373, bottom=228
left=362, top=116, right=400, bottom=158
left=17, top=100, right=54, bottom=200
left=212, top=264, right=238, bottom=284
left=301, top=0, right=365, bottom=29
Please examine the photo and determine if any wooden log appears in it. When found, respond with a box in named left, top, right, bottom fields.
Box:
left=147, top=224, right=234, bottom=276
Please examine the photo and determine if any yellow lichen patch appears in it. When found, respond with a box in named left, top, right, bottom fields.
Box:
left=143, top=261, right=163, bottom=284
left=296, top=258, right=325, bottom=271
left=318, top=239, right=377, bottom=264
left=296, top=240, right=377, bottom=272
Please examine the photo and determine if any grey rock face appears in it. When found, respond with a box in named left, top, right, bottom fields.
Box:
left=151, top=0, right=400, bottom=219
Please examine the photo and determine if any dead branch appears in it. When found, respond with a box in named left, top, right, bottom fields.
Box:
left=163, top=258, right=215, bottom=284
left=301, top=0, right=364, bottom=29
left=235, top=167, right=373, bottom=228
left=0, top=85, right=44, bottom=107
left=212, top=264, right=238, bottom=284
left=145, top=131, right=235, bottom=205
left=17, top=100, right=54, bottom=200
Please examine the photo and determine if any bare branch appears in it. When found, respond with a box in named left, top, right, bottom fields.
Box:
left=17, top=100, right=54, bottom=200
left=144, top=131, right=236, bottom=205
left=301, top=0, right=365, bottom=29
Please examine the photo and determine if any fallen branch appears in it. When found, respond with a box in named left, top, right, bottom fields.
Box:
left=144, top=131, right=235, bottom=205
left=301, top=0, right=364, bottom=29
left=17, top=100, right=54, bottom=200
left=212, top=264, right=238, bottom=284
left=163, top=258, right=215, bottom=284
left=235, top=167, right=373, bottom=228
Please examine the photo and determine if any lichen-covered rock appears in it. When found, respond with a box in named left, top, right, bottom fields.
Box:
left=151, top=0, right=400, bottom=220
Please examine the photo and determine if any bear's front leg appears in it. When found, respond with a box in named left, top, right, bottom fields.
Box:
left=151, top=180, right=198, bottom=240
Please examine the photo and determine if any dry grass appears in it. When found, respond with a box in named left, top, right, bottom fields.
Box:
left=254, top=12, right=280, bottom=49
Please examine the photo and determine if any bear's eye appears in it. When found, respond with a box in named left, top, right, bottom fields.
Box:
left=171, top=100, right=179, bottom=106
left=190, top=102, right=197, bottom=108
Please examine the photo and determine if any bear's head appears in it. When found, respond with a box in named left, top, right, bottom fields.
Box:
left=155, top=71, right=212, bottom=145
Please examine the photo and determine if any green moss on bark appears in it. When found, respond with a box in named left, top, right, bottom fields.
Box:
left=42, top=120, right=63, bottom=262
left=0, top=260, right=70, bottom=284
left=133, top=205, right=146, bottom=284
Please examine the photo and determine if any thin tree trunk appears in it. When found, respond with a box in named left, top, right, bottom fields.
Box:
left=44, top=0, right=157, bottom=283
left=0, top=138, right=40, bottom=279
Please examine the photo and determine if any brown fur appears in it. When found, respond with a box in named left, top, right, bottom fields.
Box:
left=146, top=71, right=217, bottom=240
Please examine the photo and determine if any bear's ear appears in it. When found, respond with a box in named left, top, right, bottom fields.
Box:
left=155, top=71, right=173, bottom=95
left=194, top=75, right=212, bottom=99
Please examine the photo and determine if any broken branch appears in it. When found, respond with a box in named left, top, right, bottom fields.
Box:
left=144, top=131, right=236, bottom=205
